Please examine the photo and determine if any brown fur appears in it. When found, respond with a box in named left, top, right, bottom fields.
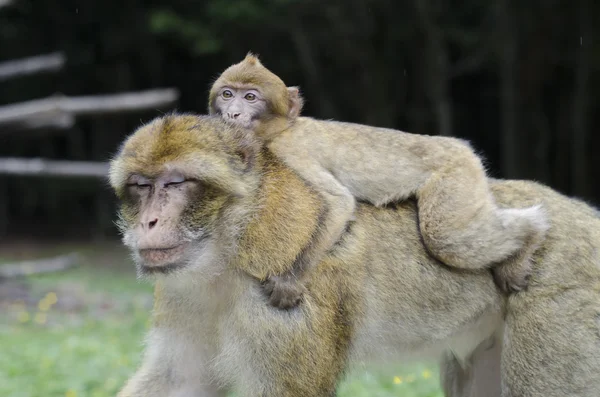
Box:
left=112, top=115, right=600, bottom=397
left=208, top=56, right=550, bottom=307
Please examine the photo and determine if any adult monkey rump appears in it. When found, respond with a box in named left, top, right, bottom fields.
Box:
left=110, top=114, right=600, bottom=397
left=209, top=54, right=549, bottom=309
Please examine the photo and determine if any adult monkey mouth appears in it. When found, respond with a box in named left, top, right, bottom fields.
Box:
left=138, top=244, right=188, bottom=267
left=139, top=261, right=186, bottom=276
left=137, top=233, right=211, bottom=272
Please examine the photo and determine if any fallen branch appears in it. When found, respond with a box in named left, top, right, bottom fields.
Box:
left=0, top=52, right=65, bottom=81
left=0, top=88, right=179, bottom=131
left=0, top=253, right=80, bottom=279
left=0, top=157, right=109, bottom=178
left=0, top=111, right=75, bottom=132
left=64, top=88, right=179, bottom=115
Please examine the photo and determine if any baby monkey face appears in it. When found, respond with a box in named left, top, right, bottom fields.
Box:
left=215, top=86, right=267, bottom=129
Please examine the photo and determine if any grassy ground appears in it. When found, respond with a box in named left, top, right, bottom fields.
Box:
left=0, top=241, right=443, bottom=397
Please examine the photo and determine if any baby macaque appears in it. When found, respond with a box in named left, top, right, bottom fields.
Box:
left=208, top=54, right=549, bottom=309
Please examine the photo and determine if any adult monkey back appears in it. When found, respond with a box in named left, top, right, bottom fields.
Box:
left=110, top=114, right=600, bottom=397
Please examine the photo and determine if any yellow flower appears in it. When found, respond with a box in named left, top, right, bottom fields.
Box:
left=34, top=312, right=47, bottom=325
left=38, top=299, right=51, bottom=312
left=65, top=389, right=77, bottom=397
left=46, top=292, right=58, bottom=305
left=17, top=311, right=30, bottom=323
left=422, top=369, right=432, bottom=379
left=393, top=376, right=403, bottom=384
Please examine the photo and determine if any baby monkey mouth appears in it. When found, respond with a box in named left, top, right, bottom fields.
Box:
left=222, top=112, right=254, bottom=129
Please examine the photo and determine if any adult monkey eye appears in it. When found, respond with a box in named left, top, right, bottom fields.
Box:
left=163, top=174, right=186, bottom=188
left=244, top=93, right=256, bottom=101
left=222, top=90, right=233, bottom=99
left=164, top=181, right=184, bottom=188
left=127, top=174, right=151, bottom=189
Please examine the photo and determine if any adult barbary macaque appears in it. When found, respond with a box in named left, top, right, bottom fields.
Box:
left=110, top=114, right=600, bottom=397
left=209, top=54, right=549, bottom=309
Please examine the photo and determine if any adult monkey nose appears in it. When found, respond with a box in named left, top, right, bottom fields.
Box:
left=140, top=213, right=159, bottom=230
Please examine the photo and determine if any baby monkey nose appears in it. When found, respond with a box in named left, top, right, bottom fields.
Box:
left=228, top=112, right=241, bottom=119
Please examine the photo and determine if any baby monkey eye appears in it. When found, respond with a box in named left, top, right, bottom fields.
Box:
left=244, top=93, right=257, bottom=101
left=222, top=90, right=233, bottom=99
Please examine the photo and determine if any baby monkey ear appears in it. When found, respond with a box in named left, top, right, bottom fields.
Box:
left=287, top=86, right=304, bottom=119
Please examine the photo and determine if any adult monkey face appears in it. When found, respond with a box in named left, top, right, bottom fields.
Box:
left=109, top=115, right=261, bottom=276
left=122, top=170, right=201, bottom=272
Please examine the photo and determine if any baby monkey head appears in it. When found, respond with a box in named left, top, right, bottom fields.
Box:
left=109, top=114, right=262, bottom=278
left=209, top=53, right=303, bottom=131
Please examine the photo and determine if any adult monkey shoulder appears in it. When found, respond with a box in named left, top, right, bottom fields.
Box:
left=110, top=114, right=600, bottom=397
left=209, top=54, right=549, bottom=309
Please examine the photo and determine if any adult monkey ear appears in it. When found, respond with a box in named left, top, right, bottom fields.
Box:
left=287, top=86, right=304, bottom=119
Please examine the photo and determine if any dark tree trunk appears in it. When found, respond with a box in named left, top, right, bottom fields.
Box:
left=497, top=0, right=520, bottom=179
left=415, top=0, right=453, bottom=136
left=571, top=0, right=591, bottom=198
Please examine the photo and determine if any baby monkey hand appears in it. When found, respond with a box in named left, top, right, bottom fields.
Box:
left=262, top=273, right=307, bottom=309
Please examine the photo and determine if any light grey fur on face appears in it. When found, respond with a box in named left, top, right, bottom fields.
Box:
left=214, top=87, right=266, bottom=129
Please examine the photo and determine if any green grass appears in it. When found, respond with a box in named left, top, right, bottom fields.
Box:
left=0, top=242, right=442, bottom=397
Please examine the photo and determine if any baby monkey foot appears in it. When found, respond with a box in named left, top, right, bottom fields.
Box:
left=262, top=274, right=307, bottom=309
left=492, top=260, right=532, bottom=294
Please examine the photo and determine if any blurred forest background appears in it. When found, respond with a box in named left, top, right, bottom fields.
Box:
left=0, top=0, right=599, bottom=240
left=0, top=1, right=598, bottom=396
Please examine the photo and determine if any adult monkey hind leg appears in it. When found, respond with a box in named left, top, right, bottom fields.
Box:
left=502, top=290, right=600, bottom=397
left=441, top=333, right=502, bottom=397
